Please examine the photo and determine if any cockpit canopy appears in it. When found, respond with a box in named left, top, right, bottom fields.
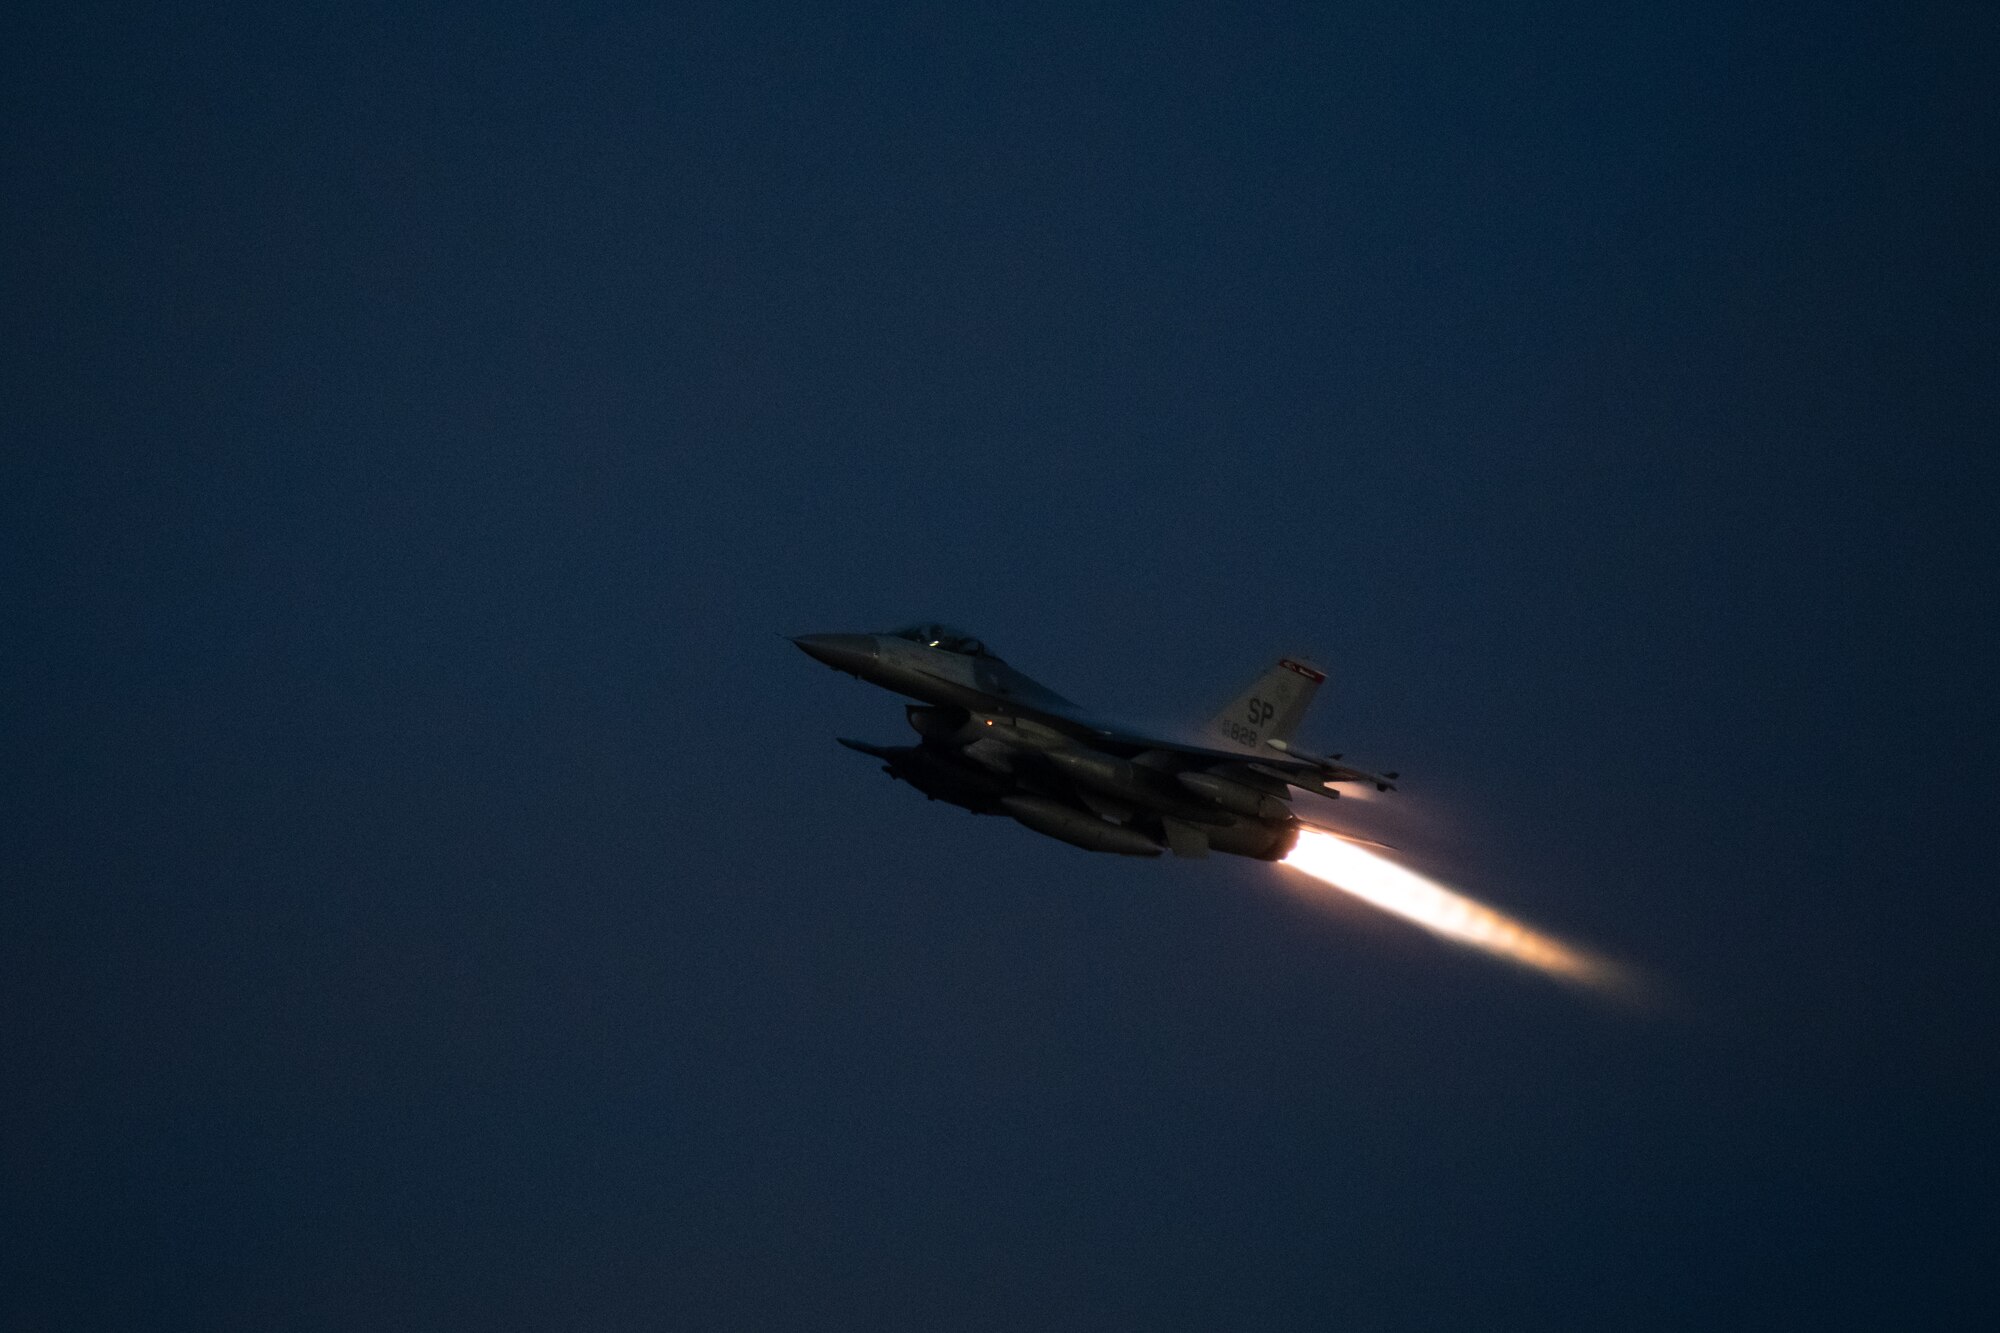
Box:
left=886, top=622, right=1002, bottom=660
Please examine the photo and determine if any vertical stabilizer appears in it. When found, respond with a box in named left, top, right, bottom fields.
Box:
left=1201, top=658, right=1325, bottom=753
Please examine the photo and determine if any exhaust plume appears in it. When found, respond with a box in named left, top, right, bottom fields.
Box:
left=1282, top=830, right=1628, bottom=993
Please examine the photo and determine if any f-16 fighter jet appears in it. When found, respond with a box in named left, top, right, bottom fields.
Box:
left=793, top=624, right=1397, bottom=860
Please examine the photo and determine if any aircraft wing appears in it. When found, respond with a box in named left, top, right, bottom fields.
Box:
left=1064, top=718, right=1399, bottom=793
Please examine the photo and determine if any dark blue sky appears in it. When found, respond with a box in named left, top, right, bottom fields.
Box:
left=6, top=2, right=1995, bottom=1327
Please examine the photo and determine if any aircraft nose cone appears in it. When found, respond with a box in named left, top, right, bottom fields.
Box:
left=791, top=633, right=878, bottom=674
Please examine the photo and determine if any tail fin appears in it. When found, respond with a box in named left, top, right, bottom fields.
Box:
left=1202, top=658, right=1325, bottom=753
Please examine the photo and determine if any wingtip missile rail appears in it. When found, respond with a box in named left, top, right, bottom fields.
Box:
left=1265, top=739, right=1400, bottom=793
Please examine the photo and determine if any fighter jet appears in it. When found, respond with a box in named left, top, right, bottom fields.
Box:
left=792, top=624, right=1397, bottom=860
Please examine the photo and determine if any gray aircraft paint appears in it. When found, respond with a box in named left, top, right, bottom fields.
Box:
left=795, top=628, right=1394, bottom=862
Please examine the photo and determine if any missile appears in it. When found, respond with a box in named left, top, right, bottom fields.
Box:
left=1020, top=744, right=1233, bottom=825
left=1266, top=739, right=1399, bottom=792
left=838, top=738, right=1012, bottom=811
left=999, top=796, right=1164, bottom=857
left=1175, top=771, right=1292, bottom=821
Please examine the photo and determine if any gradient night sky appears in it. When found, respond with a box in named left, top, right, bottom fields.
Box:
left=6, top=3, right=1995, bottom=1328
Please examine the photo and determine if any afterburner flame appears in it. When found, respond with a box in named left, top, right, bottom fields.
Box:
left=1282, top=830, right=1623, bottom=990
